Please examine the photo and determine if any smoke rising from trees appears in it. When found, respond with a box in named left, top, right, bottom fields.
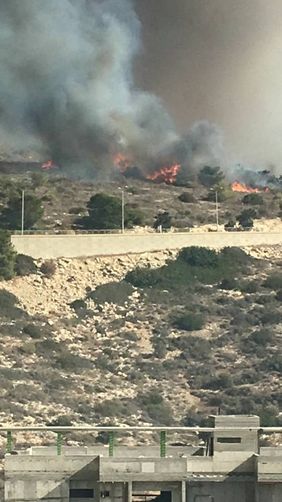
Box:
left=0, top=0, right=222, bottom=177
left=136, top=0, right=282, bottom=171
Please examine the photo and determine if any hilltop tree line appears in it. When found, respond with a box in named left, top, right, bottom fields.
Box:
left=0, top=165, right=278, bottom=232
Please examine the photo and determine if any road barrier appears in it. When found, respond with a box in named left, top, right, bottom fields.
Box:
left=11, top=231, right=282, bottom=259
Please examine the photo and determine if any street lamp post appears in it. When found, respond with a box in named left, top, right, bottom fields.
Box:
left=121, top=189, right=125, bottom=234
left=215, top=190, right=219, bottom=230
left=21, top=190, right=25, bottom=236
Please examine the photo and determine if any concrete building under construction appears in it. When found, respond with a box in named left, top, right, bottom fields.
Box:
left=4, top=415, right=282, bottom=502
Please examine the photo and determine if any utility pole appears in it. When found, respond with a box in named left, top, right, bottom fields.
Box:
left=215, top=190, right=219, bottom=230
left=121, top=189, right=125, bottom=234
left=21, top=190, right=25, bottom=236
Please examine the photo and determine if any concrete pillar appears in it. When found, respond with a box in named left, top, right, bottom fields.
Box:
left=126, top=481, right=132, bottom=502
left=181, top=481, right=186, bottom=502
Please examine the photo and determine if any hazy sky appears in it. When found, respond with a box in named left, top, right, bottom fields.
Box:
left=135, top=0, right=282, bottom=169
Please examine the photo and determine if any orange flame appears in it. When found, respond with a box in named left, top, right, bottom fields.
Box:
left=113, top=153, right=131, bottom=172
left=231, top=181, right=269, bottom=193
left=41, top=160, right=56, bottom=170
left=146, top=163, right=181, bottom=184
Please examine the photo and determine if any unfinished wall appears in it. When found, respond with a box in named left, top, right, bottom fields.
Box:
left=11, top=232, right=282, bottom=259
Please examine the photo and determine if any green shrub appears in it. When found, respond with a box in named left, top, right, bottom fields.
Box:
left=122, top=332, right=138, bottom=343
left=153, top=211, right=172, bottom=230
left=69, top=206, right=85, bottom=215
left=224, top=220, right=236, bottom=231
left=30, top=172, right=46, bottom=188
left=242, top=193, right=264, bottom=205
left=259, top=406, right=280, bottom=427
left=206, top=188, right=228, bottom=202
left=0, top=230, right=16, bottom=280
left=240, top=280, right=259, bottom=293
left=173, top=312, right=204, bottom=331
left=88, top=281, right=134, bottom=305
left=78, top=193, right=144, bottom=230
left=264, top=274, right=282, bottom=290
left=0, top=290, right=25, bottom=319
left=137, top=389, right=173, bottom=425
left=40, top=260, right=56, bottom=278
left=220, top=247, right=251, bottom=266
left=219, top=277, right=238, bottom=290
left=153, top=339, right=167, bottom=359
left=126, top=247, right=252, bottom=291
left=198, top=166, right=224, bottom=188
left=125, top=205, right=144, bottom=227
left=15, top=254, right=37, bottom=276
left=125, top=267, right=162, bottom=288
left=56, top=352, right=93, bottom=371
left=178, top=192, right=196, bottom=203
left=263, top=353, right=282, bottom=372
left=276, top=290, right=282, bottom=301
left=23, top=324, right=43, bottom=339
left=249, top=329, right=274, bottom=346
left=47, top=415, right=73, bottom=427
left=0, top=192, right=43, bottom=230
left=202, top=372, right=233, bottom=390
left=179, top=247, right=219, bottom=267
left=237, top=209, right=256, bottom=229
left=261, top=310, right=282, bottom=325
left=172, top=335, right=210, bottom=359
left=19, top=341, right=36, bottom=354
left=255, top=294, right=275, bottom=305
left=95, top=399, right=129, bottom=417
left=69, top=299, right=87, bottom=312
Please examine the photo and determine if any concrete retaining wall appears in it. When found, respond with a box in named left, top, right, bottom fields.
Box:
left=11, top=232, right=282, bottom=259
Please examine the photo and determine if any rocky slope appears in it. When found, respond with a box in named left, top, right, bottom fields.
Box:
left=0, top=245, right=281, bottom=451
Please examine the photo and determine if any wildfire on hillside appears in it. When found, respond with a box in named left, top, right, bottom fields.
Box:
left=231, top=181, right=269, bottom=193
left=146, top=163, right=181, bottom=184
left=113, top=153, right=132, bottom=172
left=41, top=160, right=57, bottom=170
left=114, top=152, right=181, bottom=184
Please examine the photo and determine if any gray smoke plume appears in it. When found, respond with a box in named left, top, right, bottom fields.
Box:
left=0, top=0, right=222, bottom=177
left=136, top=0, right=282, bottom=172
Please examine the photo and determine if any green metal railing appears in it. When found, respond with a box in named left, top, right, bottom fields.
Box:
left=56, top=432, right=63, bottom=456
left=109, top=431, right=115, bottom=457
left=1, top=425, right=281, bottom=457
left=160, top=430, right=167, bottom=458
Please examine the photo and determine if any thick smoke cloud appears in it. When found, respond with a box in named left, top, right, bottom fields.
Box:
left=0, top=0, right=222, bottom=177
left=136, top=0, right=282, bottom=172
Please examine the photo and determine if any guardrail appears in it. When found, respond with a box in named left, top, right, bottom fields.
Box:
left=1, top=426, right=282, bottom=457
left=11, top=227, right=262, bottom=235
